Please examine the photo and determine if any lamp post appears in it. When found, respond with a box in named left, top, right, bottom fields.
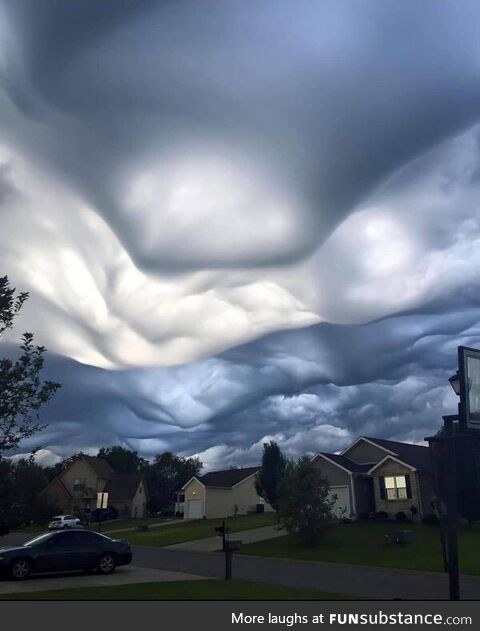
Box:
left=425, top=371, right=462, bottom=601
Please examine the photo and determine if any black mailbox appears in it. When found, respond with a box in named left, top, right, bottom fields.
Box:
left=215, top=525, right=230, bottom=536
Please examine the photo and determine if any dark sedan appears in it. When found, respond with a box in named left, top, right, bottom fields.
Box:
left=0, top=530, right=132, bottom=580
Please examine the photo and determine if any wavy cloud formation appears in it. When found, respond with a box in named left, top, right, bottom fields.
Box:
left=1, top=0, right=480, bottom=466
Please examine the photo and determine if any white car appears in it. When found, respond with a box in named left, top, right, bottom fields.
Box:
left=48, top=515, right=81, bottom=530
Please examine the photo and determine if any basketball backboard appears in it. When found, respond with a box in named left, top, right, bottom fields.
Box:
left=458, top=346, right=480, bottom=429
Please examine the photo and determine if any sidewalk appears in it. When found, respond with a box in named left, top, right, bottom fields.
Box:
left=103, top=519, right=184, bottom=534
left=164, top=525, right=287, bottom=552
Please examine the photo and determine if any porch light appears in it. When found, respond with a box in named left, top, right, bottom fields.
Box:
left=448, top=372, right=460, bottom=396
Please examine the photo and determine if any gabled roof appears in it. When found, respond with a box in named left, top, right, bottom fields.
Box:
left=199, top=466, right=259, bottom=488
left=105, top=474, right=143, bottom=500
left=82, top=455, right=114, bottom=479
left=315, top=453, right=372, bottom=474
left=362, top=437, right=431, bottom=471
left=368, top=455, right=417, bottom=475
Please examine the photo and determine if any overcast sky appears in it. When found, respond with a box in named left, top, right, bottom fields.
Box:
left=2, top=0, right=480, bottom=469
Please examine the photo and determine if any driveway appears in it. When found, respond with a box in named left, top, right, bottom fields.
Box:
left=0, top=566, right=207, bottom=595
left=165, top=525, right=287, bottom=552
left=131, top=546, right=480, bottom=600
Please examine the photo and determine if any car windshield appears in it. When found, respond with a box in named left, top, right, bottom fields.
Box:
left=51, top=517, right=61, bottom=521
left=24, top=533, right=54, bottom=546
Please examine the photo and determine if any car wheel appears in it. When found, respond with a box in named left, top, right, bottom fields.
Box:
left=97, top=552, right=116, bottom=575
left=10, top=558, right=32, bottom=581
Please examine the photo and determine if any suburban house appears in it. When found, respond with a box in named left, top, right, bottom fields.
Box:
left=312, top=436, right=434, bottom=520
left=181, top=466, right=274, bottom=519
left=39, top=454, right=147, bottom=518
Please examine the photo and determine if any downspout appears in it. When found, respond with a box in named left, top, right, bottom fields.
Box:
left=349, top=474, right=357, bottom=517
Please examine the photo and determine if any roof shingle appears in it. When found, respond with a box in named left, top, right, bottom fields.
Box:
left=199, top=467, right=259, bottom=488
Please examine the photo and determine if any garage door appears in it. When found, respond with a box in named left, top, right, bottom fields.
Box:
left=186, top=499, right=203, bottom=519
left=329, top=486, right=351, bottom=518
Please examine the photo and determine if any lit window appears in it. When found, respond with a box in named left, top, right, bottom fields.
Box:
left=384, top=476, right=407, bottom=500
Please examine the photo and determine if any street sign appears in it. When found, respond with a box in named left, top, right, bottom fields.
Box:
left=458, top=346, right=480, bottom=429
left=96, top=492, right=109, bottom=509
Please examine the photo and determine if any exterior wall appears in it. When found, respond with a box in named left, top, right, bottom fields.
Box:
left=59, top=459, right=108, bottom=513
left=130, top=480, right=147, bottom=518
left=417, top=471, right=435, bottom=517
left=312, top=455, right=354, bottom=516
left=205, top=487, right=233, bottom=518
left=42, top=478, right=72, bottom=513
left=343, top=440, right=389, bottom=464
left=313, top=456, right=351, bottom=486
left=183, top=478, right=206, bottom=518
left=203, top=476, right=273, bottom=519
left=373, top=459, right=422, bottom=518
left=353, top=476, right=375, bottom=514
left=109, top=481, right=146, bottom=518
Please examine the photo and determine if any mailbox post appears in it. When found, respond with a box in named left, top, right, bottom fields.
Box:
left=214, top=519, right=241, bottom=579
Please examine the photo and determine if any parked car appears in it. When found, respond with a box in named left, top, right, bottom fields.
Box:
left=0, top=530, right=132, bottom=580
left=89, top=507, right=119, bottom=522
left=48, top=515, right=81, bottom=530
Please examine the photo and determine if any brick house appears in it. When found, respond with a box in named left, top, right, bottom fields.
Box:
left=312, top=436, right=434, bottom=520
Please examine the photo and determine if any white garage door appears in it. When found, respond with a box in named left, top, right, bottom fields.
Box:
left=186, top=499, right=203, bottom=519
left=329, top=486, right=351, bottom=518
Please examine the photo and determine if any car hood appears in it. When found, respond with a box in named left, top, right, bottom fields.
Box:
left=0, top=545, right=28, bottom=554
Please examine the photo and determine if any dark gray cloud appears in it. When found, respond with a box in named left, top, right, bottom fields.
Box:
left=2, top=1, right=480, bottom=468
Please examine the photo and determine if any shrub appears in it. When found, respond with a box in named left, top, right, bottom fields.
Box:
left=374, top=511, right=389, bottom=521
left=395, top=511, right=408, bottom=522
left=357, top=512, right=370, bottom=521
left=277, top=456, right=335, bottom=546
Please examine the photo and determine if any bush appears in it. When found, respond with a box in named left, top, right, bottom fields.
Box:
left=374, top=511, right=389, bottom=521
left=395, top=511, right=408, bottom=522
left=277, top=456, right=335, bottom=546
left=422, top=514, right=439, bottom=526
left=357, top=512, right=370, bottom=521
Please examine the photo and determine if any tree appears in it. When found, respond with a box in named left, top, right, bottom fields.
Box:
left=0, top=276, right=61, bottom=454
left=146, top=452, right=202, bottom=514
left=97, top=446, right=148, bottom=474
left=277, top=456, right=335, bottom=546
left=0, top=457, right=15, bottom=534
left=255, top=440, right=287, bottom=510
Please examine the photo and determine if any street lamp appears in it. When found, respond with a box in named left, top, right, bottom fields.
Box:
left=449, top=372, right=460, bottom=396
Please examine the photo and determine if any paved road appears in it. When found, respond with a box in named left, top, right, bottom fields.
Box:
left=4, top=531, right=480, bottom=600
left=165, top=525, right=287, bottom=552
left=132, top=546, right=480, bottom=600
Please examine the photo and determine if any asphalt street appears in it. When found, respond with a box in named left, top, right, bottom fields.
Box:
left=131, top=545, right=480, bottom=600
left=3, top=531, right=480, bottom=599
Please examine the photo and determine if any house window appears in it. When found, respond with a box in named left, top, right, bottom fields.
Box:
left=384, top=476, right=407, bottom=500
left=73, top=478, right=86, bottom=492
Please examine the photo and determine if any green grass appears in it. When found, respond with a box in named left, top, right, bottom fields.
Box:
left=239, top=521, right=480, bottom=575
left=0, top=579, right=350, bottom=600
left=124, top=513, right=276, bottom=547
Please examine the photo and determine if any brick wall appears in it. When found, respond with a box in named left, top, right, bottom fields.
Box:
left=373, top=459, right=422, bottom=519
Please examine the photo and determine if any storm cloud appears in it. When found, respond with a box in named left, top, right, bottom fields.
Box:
left=1, top=0, right=480, bottom=467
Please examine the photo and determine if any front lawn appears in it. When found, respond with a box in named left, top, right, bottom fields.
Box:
left=0, top=579, right=350, bottom=600
left=17, top=517, right=172, bottom=536
left=124, top=513, right=276, bottom=547
left=239, top=521, right=480, bottom=575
